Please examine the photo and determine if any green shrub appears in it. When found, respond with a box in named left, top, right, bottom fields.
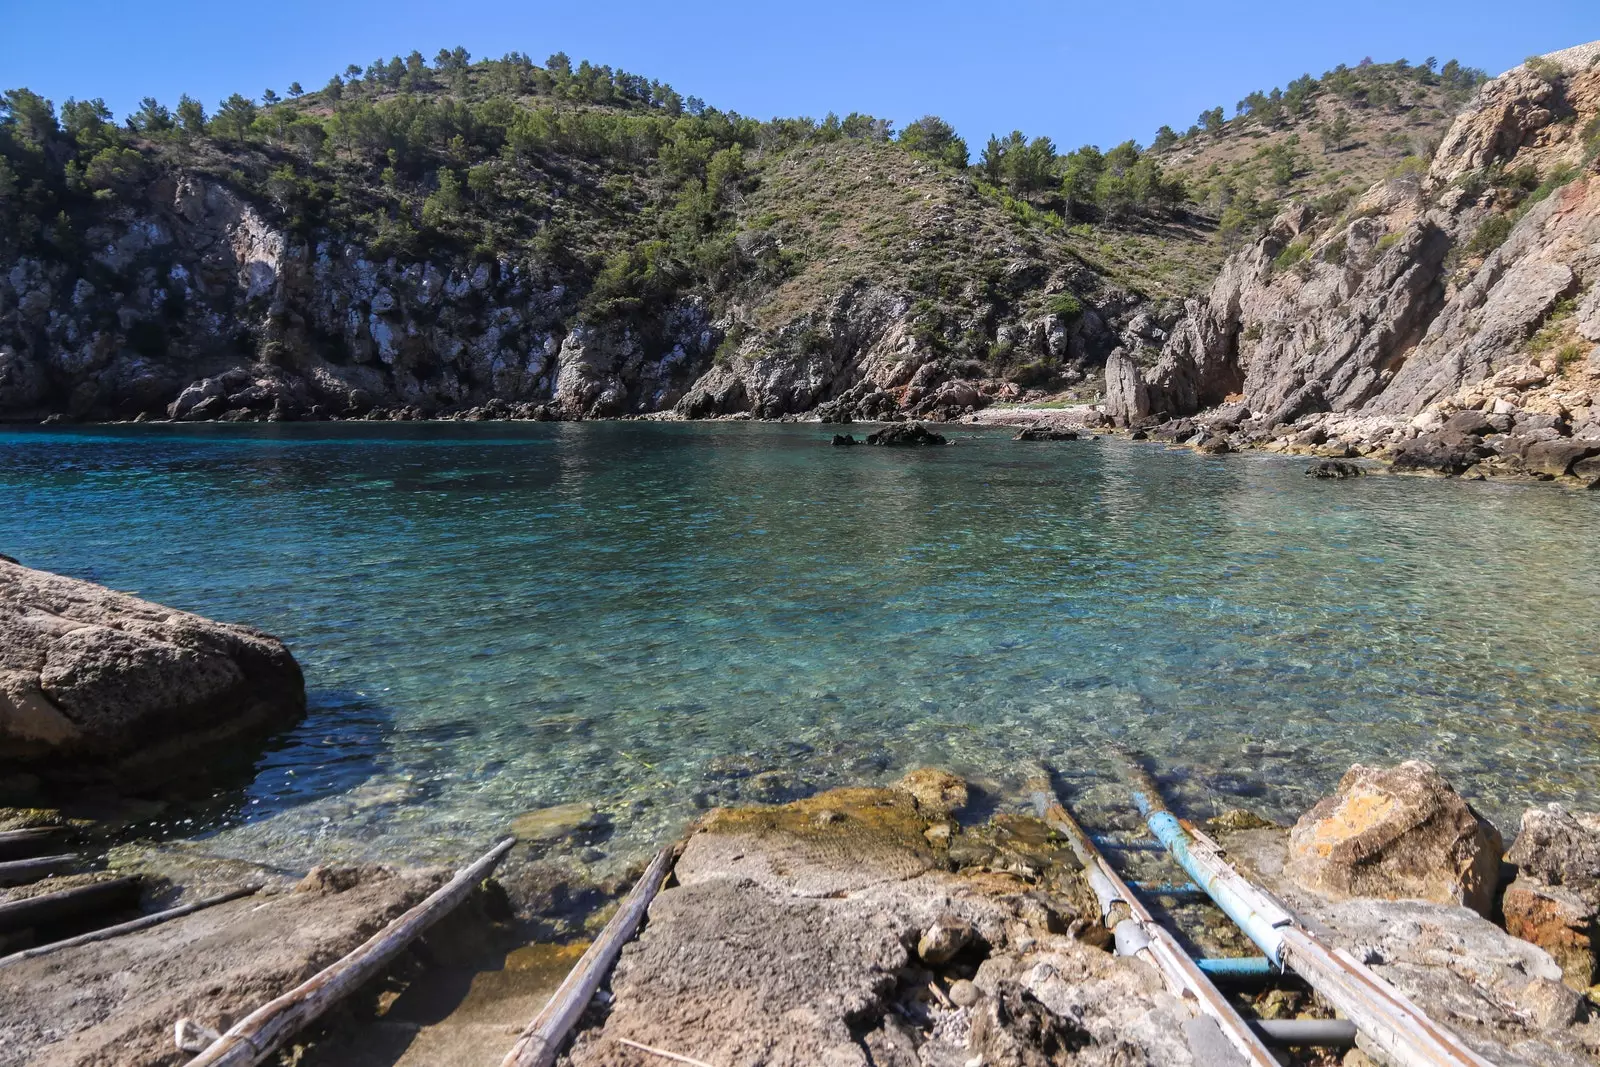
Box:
left=1524, top=55, right=1564, bottom=82
left=1048, top=292, right=1083, bottom=320
left=1273, top=239, right=1310, bottom=269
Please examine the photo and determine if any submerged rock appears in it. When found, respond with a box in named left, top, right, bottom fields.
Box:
left=0, top=559, right=305, bottom=787
left=1286, top=761, right=1503, bottom=916
left=1306, top=460, right=1363, bottom=479
left=1012, top=425, right=1079, bottom=441
left=866, top=422, right=948, bottom=446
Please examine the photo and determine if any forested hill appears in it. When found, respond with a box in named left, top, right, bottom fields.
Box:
left=0, top=48, right=1482, bottom=421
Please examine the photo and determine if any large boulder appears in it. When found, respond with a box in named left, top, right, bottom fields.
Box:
left=1285, top=761, right=1503, bottom=915
left=0, top=559, right=305, bottom=787
left=1503, top=805, right=1600, bottom=989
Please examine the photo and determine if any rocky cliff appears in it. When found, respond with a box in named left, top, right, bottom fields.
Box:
left=1110, top=43, right=1600, bottom=483
left=0, top=89, right=1155, bottom=426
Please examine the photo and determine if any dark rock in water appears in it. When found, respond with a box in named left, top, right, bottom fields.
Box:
left=831, top=434, right=857, bottom=447
left=1129, top=429, right=1149, bottom=440
left=1307, top=460, right=1363, bottom=479
left=1193, top=434, right=1232, bottom=454
left=0, top=559, right=306, bottom=787
left=1389, top=435, right=1484, bottom=475
left=1012, top=426, right=1079, bottom=441
left=866, top=423, right=947, bottom=447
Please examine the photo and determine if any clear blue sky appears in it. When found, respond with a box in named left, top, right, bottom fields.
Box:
left=2, top=1, right=1595, bottom=151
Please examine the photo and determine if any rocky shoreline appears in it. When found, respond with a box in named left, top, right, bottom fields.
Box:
left=4, top=759, right=1600, bottom=1066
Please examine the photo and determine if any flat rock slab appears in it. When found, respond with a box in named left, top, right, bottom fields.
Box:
left=0, top=559, right=305, bottom=785
left=0, top=865, right=446, bottom=1067
left=562, top=787, right=1211, bottom=1067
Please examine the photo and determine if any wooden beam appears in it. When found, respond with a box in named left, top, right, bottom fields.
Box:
left=0, top=876, right=142, bottom=934
left=181, top=837, right=515, bottom=1067
left=0, top=854, right=79, bottom=887
left=0, top=885, right=259, bottom=968
left=0, top=827, right=68, bottom=861
left=500, top=846, right=675, bottom=1067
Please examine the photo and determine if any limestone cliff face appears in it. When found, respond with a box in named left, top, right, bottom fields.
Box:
left=0, top=170, right=1114, bottom=424
left=1112, top=48, right=1600, bottom=437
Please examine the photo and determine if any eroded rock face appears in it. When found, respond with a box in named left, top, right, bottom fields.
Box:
left=0, top=559, right=305, bottom=784
left=1286, top=761, right=1503, bottom=915
left=1114, top=50, right=1600, bottom=468
left=1503, top=805, right=1600, bottom=989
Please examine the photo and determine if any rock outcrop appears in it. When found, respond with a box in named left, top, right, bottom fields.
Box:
left=1107, top=45, right=1600, bottom=487
left=563, top=785, right=1220, bottom=1067
left=0, top=559, right=305, bottom=785
left=1503, top=805, right=1600, bottom=990
left=1285, top=761, right=1503, bottom=915
left=1225, top=824, right=1599, bottom=1067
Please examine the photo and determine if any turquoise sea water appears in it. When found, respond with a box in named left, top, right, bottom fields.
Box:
left=3, top=421, right=1598, bottom=867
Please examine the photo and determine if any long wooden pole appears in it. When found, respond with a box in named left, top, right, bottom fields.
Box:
left=0, top=827, right=67, bottom=861
left=0, top=886, right=259, bottom=968
left=1024, top=768, right=1278, bottom=1067
left=0, top=875, right=142, bottom=934
left=1115, top=752, right=1496, bottom=1067
left=0, top=854, right=79, bottom=887
left=182, top=837, right=515, bottom=1067
left=500, top=846, right=675, bottom=1067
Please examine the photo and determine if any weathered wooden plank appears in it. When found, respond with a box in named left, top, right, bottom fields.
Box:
left=499, top=846, right=675, bottom=1067
left=0, top=885, right=259, bottom=968
left=181, top=837, right=515, bottom=1067
left=0, top=876, right=143, bottom=934
left=0, top=827, right=67, bottom=861
left=0, top=854, right=78, bottom=887
left=1026, top=767, right=1277, bottom=1067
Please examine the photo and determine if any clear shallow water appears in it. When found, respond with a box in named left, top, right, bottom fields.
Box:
left=3, top=421, right=1598, bottom=868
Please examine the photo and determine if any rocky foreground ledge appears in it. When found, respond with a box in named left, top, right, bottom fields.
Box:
left=3, top=762, right=1600, bottom=1065
left=0, top=558, right=305, bottom=789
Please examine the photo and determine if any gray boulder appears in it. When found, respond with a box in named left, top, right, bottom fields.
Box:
left=0, top=559, right=305, bottom=786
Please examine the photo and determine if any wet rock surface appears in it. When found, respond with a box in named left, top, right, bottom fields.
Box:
left=0, top=559, right=305, bottom=787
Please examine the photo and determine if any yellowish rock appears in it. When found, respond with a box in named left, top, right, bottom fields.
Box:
left=893, top=767, right=969, bottom=816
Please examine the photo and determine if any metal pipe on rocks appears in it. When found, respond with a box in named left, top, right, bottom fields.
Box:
left=1024, top=768, right=1279, bottom=1067
left=1114, top=752, right=1496, bottom=1067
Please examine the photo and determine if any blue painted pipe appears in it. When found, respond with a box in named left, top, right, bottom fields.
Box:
left=1090, top=836, right=1164, bottom=851
left=1130, top=795, right=1291, bottom=966
left=1196, top=956, right=1276, bottom=978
